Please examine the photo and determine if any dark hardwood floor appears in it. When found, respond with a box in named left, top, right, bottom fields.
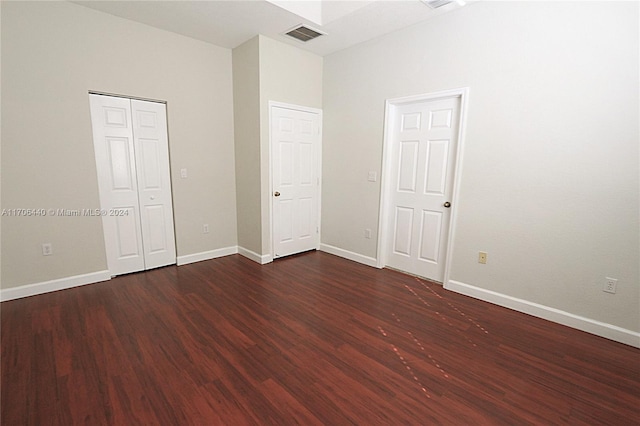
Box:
left=2, top=251, right=639, bottom=425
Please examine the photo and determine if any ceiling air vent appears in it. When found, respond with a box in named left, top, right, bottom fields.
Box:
left=285, top=25, right=324, bottom=43
left=420, top=0, right=455, bottom=9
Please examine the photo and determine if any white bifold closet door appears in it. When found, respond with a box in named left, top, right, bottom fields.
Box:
left=89, top=94, right=176, bottom=276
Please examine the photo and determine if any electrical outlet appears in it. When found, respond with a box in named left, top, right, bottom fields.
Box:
left=42, top=243, right=53, bottom=256
left=478, top=251, right=487, bottom=264
left=203, top=224, right=209, bottom=234
left=603, top=277, right=617, bottom=294
left=365, top=228, right=372, bottom=239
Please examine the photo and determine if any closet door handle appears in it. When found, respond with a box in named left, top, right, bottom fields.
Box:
left=274, top=192, right=281, bottom=197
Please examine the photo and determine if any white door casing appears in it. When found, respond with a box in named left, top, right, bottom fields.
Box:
left=89, top=94, right=176, bottom=275
left=271, top=104, right=321, bottom=258
left=378, top=89, right=467, bottom=283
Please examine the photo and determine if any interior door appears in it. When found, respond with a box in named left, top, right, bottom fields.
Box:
left=90, top=94, right=176, bottom=275
left=131, top=100, right=176, bottom=270
left=271, top=105, right=321, bottom=258
left=90, top=95, right=145, bottom=275
left=385, top=96, right=461, bottom=282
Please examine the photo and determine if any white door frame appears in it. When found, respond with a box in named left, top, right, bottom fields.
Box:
left=377, top=87, right=469, bottom=286
left=268, top=101, right=323, bottom=259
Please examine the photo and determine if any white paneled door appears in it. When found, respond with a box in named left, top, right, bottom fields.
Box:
left=271, top=105, right=321, bottom=258
left=384, top=96, right=461, bottom=282
left=90, top=94, right=176, bottom=276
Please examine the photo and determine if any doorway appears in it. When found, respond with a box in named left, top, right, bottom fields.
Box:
left=377, top=88, right=468, bottom=283
left=89, top=94, right=176, bottom=276
left=270, top=102, right=322, bottom=259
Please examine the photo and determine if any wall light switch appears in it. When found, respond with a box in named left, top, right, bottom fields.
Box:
left=180, top=168, right=188, bottom=179
left=42, top=243, right=53, bottom=256
left=368, top=171, right=377, bottom=182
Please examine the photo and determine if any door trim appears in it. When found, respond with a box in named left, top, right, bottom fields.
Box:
left=89, top=90, right=166, bottom=105
left=377, top=87, right=469, bottom=286
left=268, top=101, right=323, bottom=259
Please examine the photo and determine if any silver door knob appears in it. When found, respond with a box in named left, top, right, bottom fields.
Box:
left=274, top=192, right=281, bottom=197
left=443, top=201, right=451, bottom=208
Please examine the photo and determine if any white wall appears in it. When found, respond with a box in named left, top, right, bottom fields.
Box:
left=258, top=35, right=323, bottom=256
left=233, top=35, right=323, bottom=260
left=1, top=1, right=237, bottom=288
left=0, top=2, right=3, bottom=287
left=323, top=1, right=639, bottom=334
left=233, top=37, right=263, bottom=255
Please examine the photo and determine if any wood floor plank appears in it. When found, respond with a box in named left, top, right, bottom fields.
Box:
left=2, top=251, right=639, bottom=425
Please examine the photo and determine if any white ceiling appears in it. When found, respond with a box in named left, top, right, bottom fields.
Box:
left=72, top=0, right=471, bottom=56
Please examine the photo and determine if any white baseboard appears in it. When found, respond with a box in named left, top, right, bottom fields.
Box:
left=1, top=270, right=111, bottom=302
left=320, top=243, right=378, bottom=268
left=2, top=245, right=241, bottom=302
left=446, top=279, right=640, bottom=348
left=238, top=246, right=273, bottom=264
left=176, top=246, right=238, bottom=266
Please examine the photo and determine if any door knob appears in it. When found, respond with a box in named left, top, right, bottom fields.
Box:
left=274, top=192, right=281, bottom=197
left=443, top=201, right=451, bottom=208
left=150, top=196, right=156, bottom=200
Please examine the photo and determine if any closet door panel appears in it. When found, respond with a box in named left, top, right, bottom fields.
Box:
left=131, top=99, right=176, bottom=270
left=89, top=94, right=145, bottom=275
